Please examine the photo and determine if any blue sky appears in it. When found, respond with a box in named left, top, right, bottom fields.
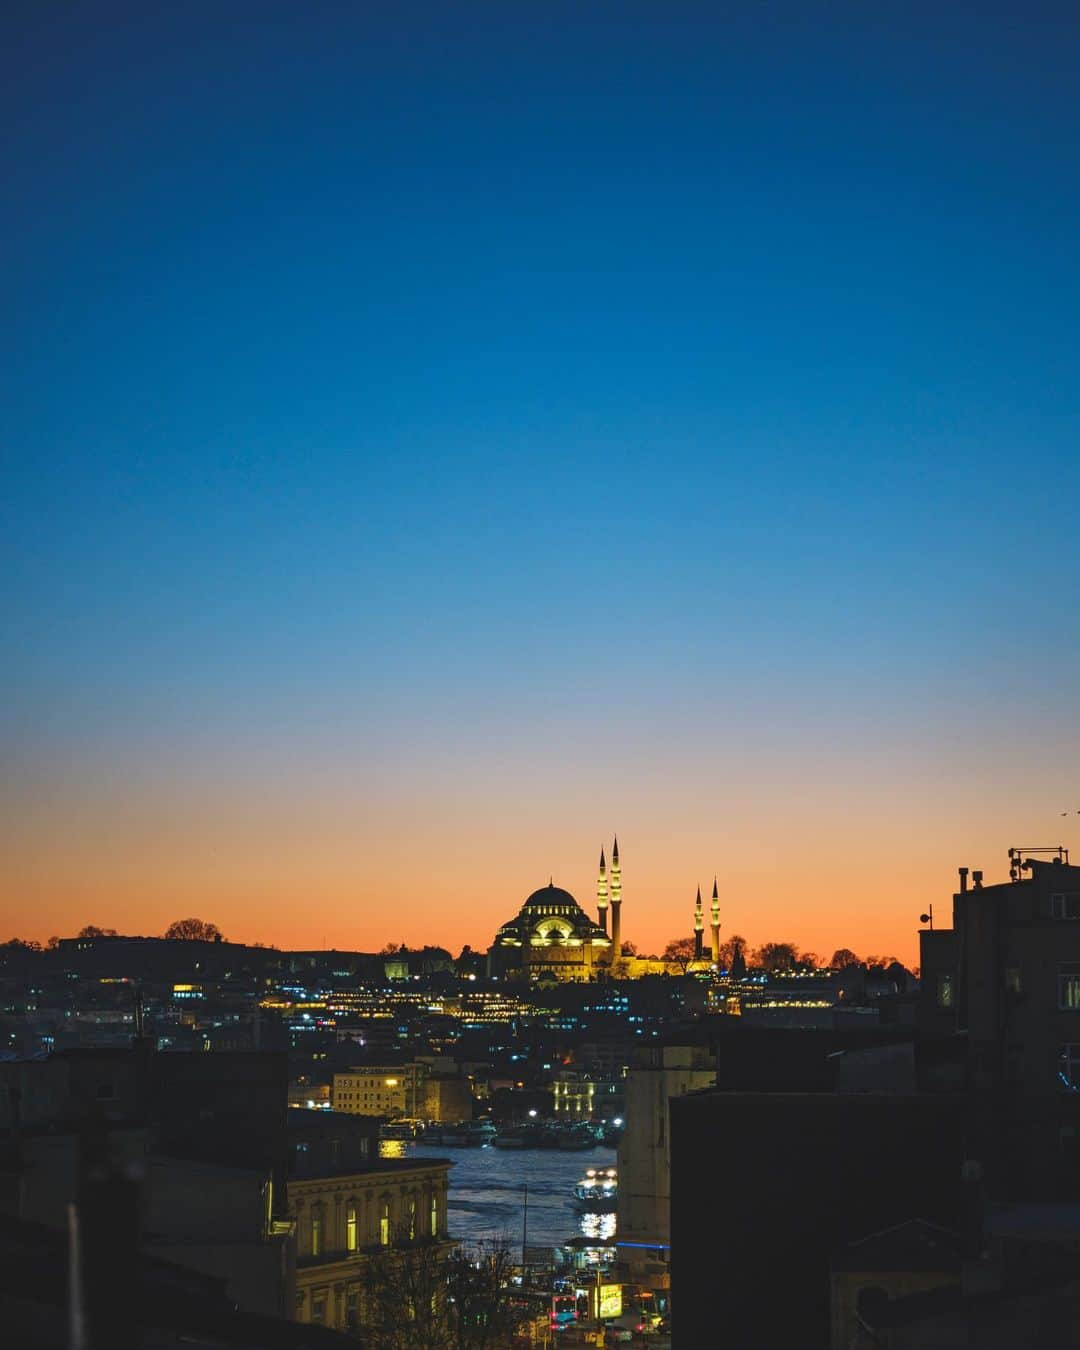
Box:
left=3, top=1, right=1079, bottom=952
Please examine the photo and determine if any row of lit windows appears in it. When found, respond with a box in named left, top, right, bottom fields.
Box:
left=937, top=965, right=1080, bottom=1011
left=306, top=1190, right=441, bottom=1257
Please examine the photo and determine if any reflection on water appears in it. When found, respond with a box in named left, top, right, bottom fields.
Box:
left=380, top=1139, right=618, bottom=1249
left=579, top=1212, right=616, bottom=1242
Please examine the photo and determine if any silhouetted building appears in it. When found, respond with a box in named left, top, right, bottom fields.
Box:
left=670, top=1090, right=967, bottom=1348
left=920, top=853, right=1080, bottom=1199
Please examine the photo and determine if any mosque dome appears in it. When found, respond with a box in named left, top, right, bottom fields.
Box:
left=522, top=883, right=579, bottom=910
left=492, top=879, right=609, bottom=947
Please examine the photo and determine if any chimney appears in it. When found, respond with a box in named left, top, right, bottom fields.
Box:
left=972, top=870, right=983, bottom=889
left=958, top=867, right=969, bottom=893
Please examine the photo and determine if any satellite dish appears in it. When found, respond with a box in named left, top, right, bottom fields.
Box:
left=919, top=914, right=931, bottom=924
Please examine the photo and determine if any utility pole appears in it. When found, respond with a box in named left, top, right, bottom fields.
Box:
left=521, top=1183, right=529, bottom=1281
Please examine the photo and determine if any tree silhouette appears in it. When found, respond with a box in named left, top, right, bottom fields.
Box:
left=830, top=948, right=861, bottom=969
left=753, top=942, right=799, bottom=971
left=164, top=918, right=224, bottom=942
left=798, top=951, right=821, bottom=970
left=662, top=936, right=697, bottom=973
left=718, top=934, right=748, bottom=968
left=77, top=925, right=117, bottom=939
left=356, top=1238, right=529, bottom=1349
left=620, top=940, right=638, bottom=956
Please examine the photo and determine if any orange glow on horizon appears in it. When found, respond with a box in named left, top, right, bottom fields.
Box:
left=6, top=743, right=1077, bottom=970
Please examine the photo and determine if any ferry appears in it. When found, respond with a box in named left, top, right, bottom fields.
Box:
left=378, top=1119, right=424, bottom=1140
left=425, top=1120, right=496, bottom=1146
left=492, top=1123, right=531, bottom=1148
left=573, top=1167, right=618, bottom=1212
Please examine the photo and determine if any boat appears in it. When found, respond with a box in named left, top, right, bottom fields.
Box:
left=426, top=1120, right=495, bottom=1146
left=378, top=1119, right=423, bottom=1140
left=492, top=1124, right=530, bottom=1148
left=573, top=1167, right=617, bottom=1212
left=600, top=1120, right=624, bottom=1148
left=557, top=1123, right=597, bottom=1150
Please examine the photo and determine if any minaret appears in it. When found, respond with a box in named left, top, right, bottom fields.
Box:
left=710, top=877, right=721, bottom=965
left=597, top=847, right=609, bottom=933
left=610, top=836, right=622, bottom=958
left=694, top=885, right=704, bottom=961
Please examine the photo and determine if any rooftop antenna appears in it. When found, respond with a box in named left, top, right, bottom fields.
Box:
left=1008, top=845, right=1069, bottom=881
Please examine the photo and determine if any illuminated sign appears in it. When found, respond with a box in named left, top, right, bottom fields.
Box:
left=589, top=1284, right=622, bottom=1320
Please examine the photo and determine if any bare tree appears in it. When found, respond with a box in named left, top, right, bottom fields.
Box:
left=163, top=918, right=224, bottom=942
left=717, top=934, right=748, bottom=967
left=77, top=925, right=117, bottom=939
left=356, top=1239, right=530, bottom=1350
left=662, top=936, right=697, bottom=973
left=830, top=947, right=861, bottom=969
left=753, top=942, right=798, bottom=972
left=446, top=1242, right=532, bottom=1350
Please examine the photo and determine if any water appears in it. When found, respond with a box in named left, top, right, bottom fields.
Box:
left=382, top=1139, right=618, bottom=1250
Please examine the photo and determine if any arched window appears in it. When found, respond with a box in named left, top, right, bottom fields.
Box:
left=430, top=1190, right=439, bottom=1238
left=311, top=1204, right=323, bottom=1258
left=380, top=1197, right=391, bottom=1246
left=408, top=1194, right=417, bottom=1241
left=346, top=1201, right=358, bottom=1253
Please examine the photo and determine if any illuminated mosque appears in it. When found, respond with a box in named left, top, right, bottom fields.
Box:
left=487, top=838, right=726, bottom=982
left=487, top=838, right=625, bottom=982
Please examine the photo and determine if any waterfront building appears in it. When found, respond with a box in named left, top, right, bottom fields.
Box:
left=332, top=1064, right=426, bottom=1119
left=288, top=1110, right=451, bottom=1334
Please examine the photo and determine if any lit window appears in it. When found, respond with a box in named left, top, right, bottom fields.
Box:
left=311, top=1207, right=322, bottom=1257
left=1060, top=966, right=1080, bottom=1010
left=408, top=1196, right=417, bottom=1240
left=430, top=1192, right=439, bottom=1237
left=380, top=1202, right=390, bottom=1246
left=346, top=1204, right=358, bottom=1253
left=937, top=974, right=954, bottom=1009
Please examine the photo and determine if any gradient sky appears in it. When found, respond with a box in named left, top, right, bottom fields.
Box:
left=4, top=2, right=1079, bottom=965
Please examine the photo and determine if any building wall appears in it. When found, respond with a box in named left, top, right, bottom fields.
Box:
left=616, top=1045, right=714, bottom=1290
left=290, top=1162, right=449, bottom=1332
left=422, top=1076, right=473, bottom=1123
left=332, top=1064, right=426, bottom=1119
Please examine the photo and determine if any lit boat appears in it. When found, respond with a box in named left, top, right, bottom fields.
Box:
left=573, top=1167, right=617, bottom=1211
left=379, top=1119, right=423, bottom=1140
left=426, top=1120, right=496, bottom=1146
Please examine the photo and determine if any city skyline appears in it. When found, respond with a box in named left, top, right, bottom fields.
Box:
left=5, top=3, right=1080, bottom=967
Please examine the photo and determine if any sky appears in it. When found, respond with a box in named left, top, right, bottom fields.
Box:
left=3, top=1, right=1079, bottom=965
